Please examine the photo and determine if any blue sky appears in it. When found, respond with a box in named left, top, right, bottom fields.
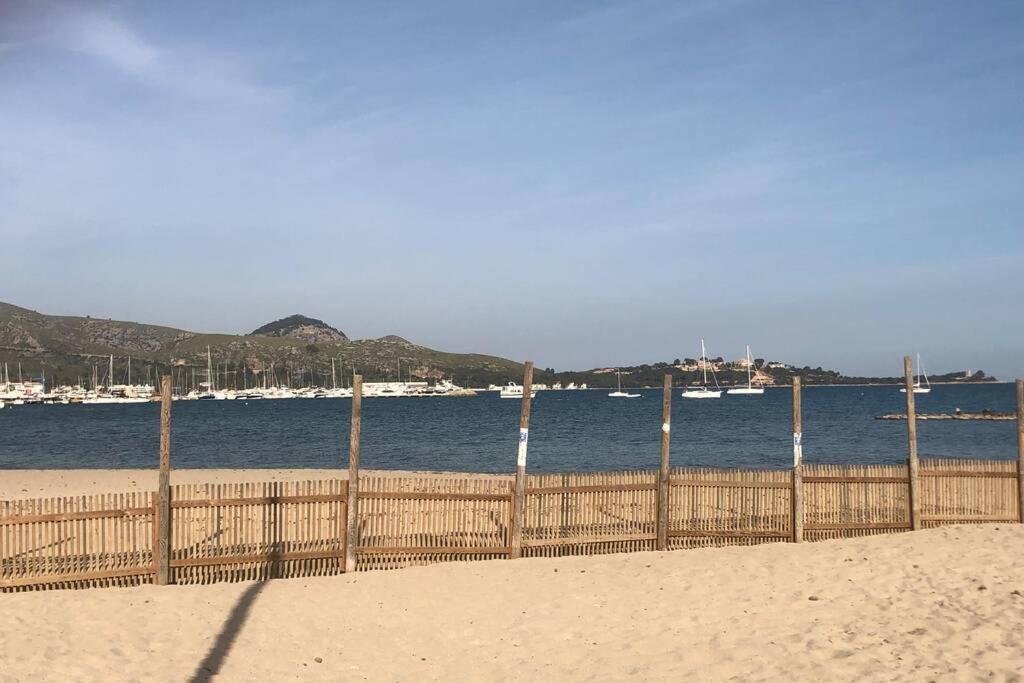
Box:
left=2, top=1, right=1022, bottom=377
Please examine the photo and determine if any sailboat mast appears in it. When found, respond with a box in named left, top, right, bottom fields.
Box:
left=700, top=339, right=708, bottom=387
left=746, top=345, right=752, bottom=389
left=109, top=354, right=114, bottom=390
left=206, top=346, right=213, bottom=392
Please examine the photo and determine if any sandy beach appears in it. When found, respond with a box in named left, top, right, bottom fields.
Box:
left=1, top=524, right=1022, bottom=681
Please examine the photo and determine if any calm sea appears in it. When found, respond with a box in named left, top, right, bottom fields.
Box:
left=0, top=384, right=1017, bottom=472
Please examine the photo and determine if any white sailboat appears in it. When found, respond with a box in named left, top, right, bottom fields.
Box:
left=499, top=382, right=536, bottom=399
left=727, top=345, right=764, bottom=395
left=682, top=339, right=722, bottom=399
left=608, top=371, right=641, bottom=399
left=900, top=354, right=932, bottom=394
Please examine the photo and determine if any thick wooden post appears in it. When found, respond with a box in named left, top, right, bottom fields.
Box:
left=344, top=374, right=363, bottom=572
left=791, top=376, right=803, bottom=543
left=509, top=361, right=534, bottom=559
left=656, top=373, right=672, bottom=550
left=155, top=375, right=172, bottom=585
left=1016, top=379, right=1023, bottom=523
left=904, top=355, right=922, bottom=530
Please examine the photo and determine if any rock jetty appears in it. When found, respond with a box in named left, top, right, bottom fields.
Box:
left=875, top=409, right=1013, bottom=421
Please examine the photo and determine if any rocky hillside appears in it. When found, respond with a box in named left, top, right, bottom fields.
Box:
left=0, top=301, right=526, bottom=387
left=249, top=314, right=348, bottom=343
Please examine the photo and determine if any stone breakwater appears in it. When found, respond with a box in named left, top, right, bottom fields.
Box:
left=876, top=410, right=1013, bottom=421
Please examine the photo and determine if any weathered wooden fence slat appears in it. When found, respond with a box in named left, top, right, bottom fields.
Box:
left=804, top=522, right=911, bottom=531
left=0, top=508, right=154, bottom=525
left=170, top=549, right=348, bottom=568
left=357, top=546, right=512, bottom=555
left=919, top=470, right=1017, bottom=478
left=802, top=476, right=910, bottom=484
left=170, top=493, right=349, bottom=508
left=668, top=529, right=791, bottom=539
left=359, top=491, right=511, bottom=501
left=526, top=484, right=657, bottom=495
left=523, top=533, right=657, bottom=547
left=668, top=478, right=792, bottom=489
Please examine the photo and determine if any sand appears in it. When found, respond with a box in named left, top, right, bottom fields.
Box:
left=1, top=524, right=1022, bottom=681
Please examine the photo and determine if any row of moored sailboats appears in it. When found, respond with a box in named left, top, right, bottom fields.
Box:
left=608, top=342, right=934, bottom=399
left=679, top=340, right=764, bottom=399
left=675, top=342, right=765, bottom=401
left=608, top=340, right=766, bottom=400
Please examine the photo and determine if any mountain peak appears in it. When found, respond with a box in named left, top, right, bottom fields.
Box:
left=248, top=314, right=348, bottom=343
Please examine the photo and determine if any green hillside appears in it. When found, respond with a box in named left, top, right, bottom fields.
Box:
left=0, top=302, right=527, bottom=388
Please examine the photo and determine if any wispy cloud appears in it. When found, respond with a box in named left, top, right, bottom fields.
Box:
left=12, top=3, right=287, bottom=105
left=64, top=11, right=157, bottom=75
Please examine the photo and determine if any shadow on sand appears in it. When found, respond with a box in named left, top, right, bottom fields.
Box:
left=188, top=581, right=267, bottom=682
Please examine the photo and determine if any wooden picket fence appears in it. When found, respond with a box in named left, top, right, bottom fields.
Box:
left=1, top=457, right=1020, bottom=592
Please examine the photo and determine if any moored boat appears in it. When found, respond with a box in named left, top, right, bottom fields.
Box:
left=899, top=354, right=932, bottom=394
left=727, top=345, right=764, bottom=395
left=682, top=339, right=722, bottom=399
left=608, top=371, right=641, bottom=399
left=500, top=382, right=536, bottom=399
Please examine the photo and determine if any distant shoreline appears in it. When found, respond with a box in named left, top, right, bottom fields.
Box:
left=633, top=381, right=1007, bottom=389
left=795, top=381, right=1007, bottom=388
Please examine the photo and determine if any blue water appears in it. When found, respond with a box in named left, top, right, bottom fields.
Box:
left=0, top=385, right=1017, bottom=472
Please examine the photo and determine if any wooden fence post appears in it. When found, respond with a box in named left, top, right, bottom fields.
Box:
left=509, top=361, right=534, bottom=559
left=344, top=374, right=363, bottom=573
left=155, top=375, right=172, bottom=585
left=656, top=373, right=672, bottom=550
left=791, top=376, right=803, bottom=543
left=904, top=355, right=922, bottom=530
left=1016, top=379, right=1023, bottom=523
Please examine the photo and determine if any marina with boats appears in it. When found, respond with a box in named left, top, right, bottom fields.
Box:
left=0, top=349, right=582, bottom=407
left=0, top=345, right=949, bottom=411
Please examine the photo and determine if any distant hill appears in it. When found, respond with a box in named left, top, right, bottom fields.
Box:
left=249, top=314, right=348, bottom=343
left=0, top=300, right=998, bottom=390
left=0, top=301, right=526, bottom=388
